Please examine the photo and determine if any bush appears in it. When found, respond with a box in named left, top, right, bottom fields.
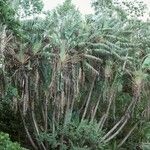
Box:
left=38, top=120, right=108, bottom=150
left=0, top=132, right=27, bottom=150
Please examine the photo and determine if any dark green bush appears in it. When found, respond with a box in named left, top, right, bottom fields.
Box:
left=38, top=120, right=108, bottom=150
left=0, top=132, right=27, bottom=150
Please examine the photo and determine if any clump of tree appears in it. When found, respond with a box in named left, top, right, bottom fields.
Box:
left=0, top=0, right=150, bottom=149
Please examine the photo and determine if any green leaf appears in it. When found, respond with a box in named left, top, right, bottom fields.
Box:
left=142, top=55, right=150, bottom=69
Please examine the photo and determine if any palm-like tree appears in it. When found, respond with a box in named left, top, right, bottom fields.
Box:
left=1, top=0, right=150, bottom=149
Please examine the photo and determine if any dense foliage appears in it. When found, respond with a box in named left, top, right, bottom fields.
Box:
left=0, top=132, right=26, bottom=150
left=0, top=0, right=150, bottom=149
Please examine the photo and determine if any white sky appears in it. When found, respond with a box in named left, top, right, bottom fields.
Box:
left=43, top=0, right=150, bottom=15
left=43, top=0, right=94, bottom=14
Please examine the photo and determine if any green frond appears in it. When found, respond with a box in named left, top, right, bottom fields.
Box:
left=92, top=49, right=111, bottom=56
left=83, top=54, right=103, bottom=63
left=84, top=62, right=99, bottom=75
left=87, top=42, right=111, bottom=50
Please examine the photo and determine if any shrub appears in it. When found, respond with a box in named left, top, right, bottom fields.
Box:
left=38, top=120, right=108, bottom=150
left=0, top=132, right=27, bottom=150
